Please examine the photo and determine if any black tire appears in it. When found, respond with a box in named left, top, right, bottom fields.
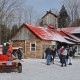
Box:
left=17, top=63, right=22, bottom=73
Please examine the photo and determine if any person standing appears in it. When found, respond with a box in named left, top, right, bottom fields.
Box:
left=51, top=48, right=56, bottom=64
left=73, top=47, right=76, bottom=57
left=2, top=42, right=14, bottom=61
left=66, top=46, right=69, bottom=64
left=45, top=45, right=52, bottom=65
left=17, top=48, right=22, bottom=60
left=60, top=47, right=67, bottom=67
left=2, top=43, right=8, bottom=55
left=58, top=46, right=64, bottom=63
left=68, top=47, right=73, bottom=65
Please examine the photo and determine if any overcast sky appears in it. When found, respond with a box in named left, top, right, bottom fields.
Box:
left=24, top=0, right=62, bottom=13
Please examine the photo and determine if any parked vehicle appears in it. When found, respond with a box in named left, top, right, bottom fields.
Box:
left=0, top=46, right=22, bottom=73
left=0, top=60, right=22, bottom=73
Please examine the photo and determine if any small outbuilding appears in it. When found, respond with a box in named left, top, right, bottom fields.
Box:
left=10, top=23, right=80, bottom=58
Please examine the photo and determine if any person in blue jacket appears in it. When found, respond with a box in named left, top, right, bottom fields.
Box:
left=45, top=45, right=52, bottom=65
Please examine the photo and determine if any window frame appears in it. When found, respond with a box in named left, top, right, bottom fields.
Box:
left=30, top=42, right=36, bottom=52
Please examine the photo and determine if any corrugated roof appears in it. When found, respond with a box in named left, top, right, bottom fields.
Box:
left=48, top=24, right=80, bottom=43
left=23, top=23, right=80, bottom=44
left=46, top=24, right=55, bottom=29
left=57, top=27, right=80, bottom=34
left=24, top=23, right=55, bottom=40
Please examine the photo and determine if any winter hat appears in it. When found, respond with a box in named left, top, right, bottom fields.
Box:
left=4, top=43, right=6, bottom=46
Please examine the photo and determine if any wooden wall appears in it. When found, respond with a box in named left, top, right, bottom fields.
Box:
left=25, top=40, right=56, bottom=59
left=11, top=25, right=56, bottom=58
left=25, top=40, right=42, bottom=58
left=42, top=13, right=58, bottom=28
left=12, top=40, right=56, bottom=59
left=13, top=40, right=25, bottom=58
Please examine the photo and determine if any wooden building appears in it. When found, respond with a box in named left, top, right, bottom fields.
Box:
left=10, top=23, right=80, bottom=58
left=39, top=10, right=58, bottom=28
left=10, top=23, right=57, bottom=58
left=57, top=27, right=80, bottom=55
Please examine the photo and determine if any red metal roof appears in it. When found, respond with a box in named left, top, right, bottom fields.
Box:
left=46, top=24, right=55, bottom=29
left=57, top=27, right=80, bottom=34
left=48, top=24, right=80, bottom=42
left=24, top=23, right=55, bottom=40
left=23, top=23, right=80, bottom=44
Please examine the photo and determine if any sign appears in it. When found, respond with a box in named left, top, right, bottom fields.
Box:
left=6, top=61, right=12, bottom=66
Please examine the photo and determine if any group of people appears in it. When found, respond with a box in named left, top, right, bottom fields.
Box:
left=12, top=48, right=22, bottom=60
left=45, top=45, right=56, bottom=65
left=0, top=42, right=14, bottom=61
left=0, top=42, right=22, bottom=61
left=45, top=45, right=76, bottom=67
left=58, top=46, right=75, bottom=67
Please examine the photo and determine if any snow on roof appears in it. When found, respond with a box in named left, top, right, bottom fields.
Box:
left=57, top=27, right=80, bottom=34
left=71, top=27, right=80, bottom=33
left=13, top=47, right=22, bottom=50
left=23, top=23, right=79, bottom=44
left=46, top=24, right=80, bottom=43
left=24, top=23, right=55, bottom=40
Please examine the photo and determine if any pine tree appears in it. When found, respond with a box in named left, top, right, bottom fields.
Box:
left=0, top=24, right=11, bottom=44
left=58, top=5, right=70, bottom=28
left=11, top=24, right=18, bottom=38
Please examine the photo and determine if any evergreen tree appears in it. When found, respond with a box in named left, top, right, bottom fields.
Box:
left=0, top=24, right=7, bottom=44
left=11, top=24, right=18, bottom=38
left=58, top=5, right=70, bottom=28
left=0, top=24, right=11, bottom=44
left=71, top=19, right=80, bottom=26
left=0, top=24, right=18, bottom=44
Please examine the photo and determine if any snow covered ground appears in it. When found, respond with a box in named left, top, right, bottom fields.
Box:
left=0, top=58, right=80, bottom=80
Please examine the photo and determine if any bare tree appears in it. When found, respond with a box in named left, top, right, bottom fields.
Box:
left=0, top=0, right=39, bottom=44
left=13, top=6, right=38, bottom=27
left=23, top=7, right=32, bottom=24
left=0, top=0, right=25, bottom=44
left=0, top=0, right=25, bottom=26
left=62, top=0, right=80, bottom=26
left=23, top=6, right=38, bottom=24
left=15, top=7, right=23, bottom=27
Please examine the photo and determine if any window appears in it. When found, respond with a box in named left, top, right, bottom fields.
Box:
left=30, top=43, right=36, bottom=51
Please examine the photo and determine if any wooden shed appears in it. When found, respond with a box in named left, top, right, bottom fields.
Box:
left=10, top=23, right=80, bottom=58
left=10, top=23, right=57, bottom=58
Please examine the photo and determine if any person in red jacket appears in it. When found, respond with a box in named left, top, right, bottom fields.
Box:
left=7, top=42, right=14, bottom=61
left=0, top=42, right=14, bottom=61
left=7, top=43, right=13, bottom=56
